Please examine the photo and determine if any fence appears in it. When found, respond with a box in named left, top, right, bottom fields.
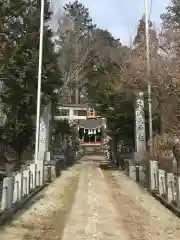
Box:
left=0, top=143, right=80, bottom=224
left=128, top=160, right=180, bottom=212
left=0, top=161, right=51, bottom=215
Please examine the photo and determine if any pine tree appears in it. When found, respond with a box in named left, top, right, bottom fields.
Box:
left=133, top=15, right=158, bottom=50
left=64, top=0, right=95, bottom=34
left=161, top=0, right=180, bottom=28
left=57, top=1, right=97, bottom=104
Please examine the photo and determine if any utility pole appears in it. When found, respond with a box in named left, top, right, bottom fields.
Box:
left=75, top=40, right=79, bottom=104
left=34, top=0, right=44, bottom=163
left=145, top=0, right=153, bottom=153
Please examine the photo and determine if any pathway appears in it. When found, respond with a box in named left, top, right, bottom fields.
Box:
left=62, top=158, right=128, bottom=240
left=0, top=155, right=180, bottom=239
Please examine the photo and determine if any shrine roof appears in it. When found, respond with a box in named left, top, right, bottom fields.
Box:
left=79, top=119, right=104, bottom=129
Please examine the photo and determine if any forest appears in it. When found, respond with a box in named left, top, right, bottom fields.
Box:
left=0, top=0, right=180, bottom=163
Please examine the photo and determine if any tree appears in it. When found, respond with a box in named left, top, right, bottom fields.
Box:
left=59, top=1, right=96, bottom=103
left=56, top=2, right=123, bottom=104
left=155, top=0, right=180, bottom=170
left=161, top=0, right=180, bottom=29
left=156, top=0, right=180, bottom=135
left=63, top=0, right=95, bottom=33
left=56, top=12, right=93, bottom=104
left=134, top=15, right=158, bottom=48
left=0, top=0, right=62, bottom=161
left=83, top=30, right=135, bottom=150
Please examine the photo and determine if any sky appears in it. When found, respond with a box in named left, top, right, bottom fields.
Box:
left=52, top=0, right=170, bottom=45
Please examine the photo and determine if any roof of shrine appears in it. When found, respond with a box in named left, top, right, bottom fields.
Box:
left=79, top=119, right=104, bottom=129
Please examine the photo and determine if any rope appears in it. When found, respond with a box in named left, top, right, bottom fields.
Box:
left=77, top=123, right=106, bottom=130
left=70, top=119, right=106, bottom=130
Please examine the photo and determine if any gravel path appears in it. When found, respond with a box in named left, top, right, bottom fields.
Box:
left=0, top=164, right=80, bottom=240
left=62, top=160, right=129, bottom=240
left=1, top=156, right=180, bottom=239
left=104, top=170, right=180, bottom=240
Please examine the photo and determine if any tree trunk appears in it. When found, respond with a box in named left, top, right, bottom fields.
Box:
left=160, top=102, right=165, bottom=134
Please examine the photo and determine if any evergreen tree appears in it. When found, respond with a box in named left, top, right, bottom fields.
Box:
left=133, top=15, right=158, bottom=50
left=161, top=0, right=180, bottom=55
left=161, top=0, right=180, bottom=28
left=57, top=1, right=97, bottom=104
left=0, top=0, right=62, bottom=159
left=64, top=0, right=95, bottom=34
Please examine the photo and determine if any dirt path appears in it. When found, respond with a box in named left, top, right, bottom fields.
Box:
left=104, top=170, right=180, bottom=240
left=0, top=164, right=81, bottom=240
left=62, top=156, right=180, bottom=240
left=1, top=156, right=180, bottom=239
left=62, top=159, right=129, bottom=240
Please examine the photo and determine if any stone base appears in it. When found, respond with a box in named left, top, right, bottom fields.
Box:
left=44, top=151, right=51, bottom=161
left=133, top=151, right=146, bottom=165
left=37, top=151, right=51, bottom=161
left=37, top=151, right=45, bottom=161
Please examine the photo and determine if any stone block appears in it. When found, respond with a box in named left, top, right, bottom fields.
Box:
left=44, top=165, right=51, bottom=183
left=149, top=161, right=158, bottom=191
left=1, top=177, right=13, bottom=210
left=139, top=166, right=146, bottom=182
left=176, top=177, right=180, bottom=209
left=167, top=173, right=175, bottom=203
left=129, top=165, right=136, bottom=181
left=158, top=169, right=165, bottom=196
left=45, top=151, right=51, bottom=161
left=29, top=163, right=37, bottom=189
left=23, top=169, right=30, bottom=196
left=38, top=151, right=45, bottom=161
left=13, top=172, right=23, bottom=203
left=133, top=151, right=145, bottom=164
left=36, top=160, right=44, bottom=186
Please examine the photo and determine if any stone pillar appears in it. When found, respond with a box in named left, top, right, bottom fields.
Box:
left=30, top=163, right=37, bottom=189
left=134, top=91, right=146, bottom=163
left=1, top=177, right=13, bottom=210
left=36, top=160, right=44, bottom=186
left=149, top=160, right=158, bottom=191
left=38, top=102, right=51, bottom=161
left=13, top=172, right=23, bottom=203
left=23, top=169, right=30, bottom=196
left=167, top=173, right=174, bottom=203
left=129, top=165, right=136, bottom=180
left=158, top=169, right=165, bottom=196
left=176, top=177, right=180, bottom=209
left=139, top=166, right=145, bottom=182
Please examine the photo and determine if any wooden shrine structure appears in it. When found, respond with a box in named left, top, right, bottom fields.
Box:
left=54, top=104, right=106, bottom=146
